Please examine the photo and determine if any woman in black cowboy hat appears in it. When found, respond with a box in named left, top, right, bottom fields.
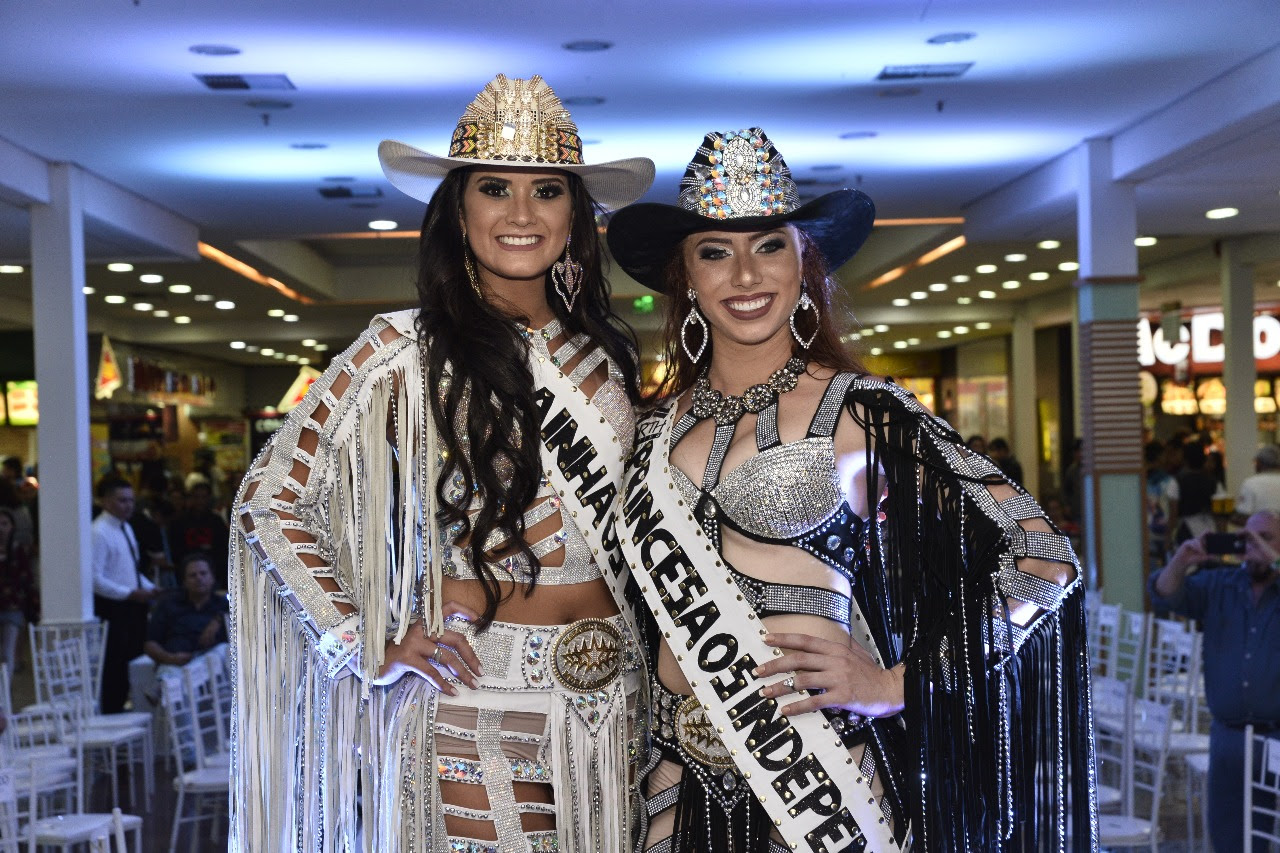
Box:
left=231, top=74, right=654, bottom=852
left=608, top=128, right=1096, bottom=852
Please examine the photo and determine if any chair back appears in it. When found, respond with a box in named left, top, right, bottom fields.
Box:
left=1144, top=623, right=1200, bottom=728
left=183, top=660, right=227, bottom=769
left=0, top=766, right=18, bottom=853
left=1130, top=698, right=1173, bottom=825
left=159, top=672, right=198, bottom=773
left=1089, top=602, right=1121, bottom=674
left=1112, top=609, right=1150, bottom=687
left=1091, top=676, right=1134, bottom=809
left=1244, top=726, right=1280, bottom=852
left=28, top=622, right=101, bottom=719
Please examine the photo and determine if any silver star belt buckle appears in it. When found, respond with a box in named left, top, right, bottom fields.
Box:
left=675, top=695, right=735, bottom=770
left=550, top=618, right=624, bottom=693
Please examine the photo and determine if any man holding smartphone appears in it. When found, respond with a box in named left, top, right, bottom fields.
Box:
left=1150, top=510, right=1280, bottom=851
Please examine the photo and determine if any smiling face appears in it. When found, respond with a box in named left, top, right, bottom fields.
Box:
left=460, top=167, right=572, bottom=294
left=682, top=225, right=804, bottom=355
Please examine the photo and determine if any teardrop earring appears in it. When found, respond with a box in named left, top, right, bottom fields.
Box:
left=551, top=232, right=584, bottom=312
left=682, top=288, right=709, bottom=363
left=789, top=282, right=820, bottom=349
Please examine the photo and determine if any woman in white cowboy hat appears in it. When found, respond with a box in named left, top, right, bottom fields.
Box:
left=230, top=74, right=654, bottom=852
left=607, top=129, right=1096, bottom=852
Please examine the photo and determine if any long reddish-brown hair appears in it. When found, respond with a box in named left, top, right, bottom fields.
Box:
left=654, top=227, right=865, bottom=397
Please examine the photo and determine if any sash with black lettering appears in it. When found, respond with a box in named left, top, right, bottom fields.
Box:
left=617, top=403, right=900, bottom=853
left=529, top=355, right=638, bottom=636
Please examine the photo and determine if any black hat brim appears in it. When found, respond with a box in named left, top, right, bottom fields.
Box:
left=606, top=188, right=875, bottom=292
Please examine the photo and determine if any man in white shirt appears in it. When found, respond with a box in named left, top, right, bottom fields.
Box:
left=91, top=476, right=159, bottom=713
left=1233, top=445, right=1280, bottom=526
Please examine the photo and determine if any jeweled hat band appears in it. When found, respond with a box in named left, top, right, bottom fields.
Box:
left=446, top=73, right=584, bottom=165
left=676, top=128, right=799, bottom=220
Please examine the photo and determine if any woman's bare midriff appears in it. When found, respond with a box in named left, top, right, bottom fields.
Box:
left=441, top=574, right=620, bottom=626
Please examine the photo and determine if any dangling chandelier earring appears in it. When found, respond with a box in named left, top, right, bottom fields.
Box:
left=551, top=231, right=584, bottom=312
left=460, top=219, right=483, bottom=298
left=682, top=288, right=709, bottom=363
left=789, top=281, right=820, bottom=349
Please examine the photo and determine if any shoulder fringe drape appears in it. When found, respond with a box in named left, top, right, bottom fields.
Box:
left=229, top=310, right=449, bottom=851
left=846, top=377, right=1098, bottom=852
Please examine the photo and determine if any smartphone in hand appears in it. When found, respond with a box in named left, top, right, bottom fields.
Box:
left=1203, top=532, right=1246, bottom=556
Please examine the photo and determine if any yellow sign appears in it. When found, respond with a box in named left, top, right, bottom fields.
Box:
left=6, top=381, right=37, bottom=426
left=277, top=366, right=321, bottom=413
left=95, top=335, right=123, bottom=400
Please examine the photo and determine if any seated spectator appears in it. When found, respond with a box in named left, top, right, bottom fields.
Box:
left=987, top=437, right=1025, bottom=485
left=1232, top=444, right=1280, bottom=525
left=168, top=482, right=229, bottom=590
left=143, top=553, right=227, bottom=669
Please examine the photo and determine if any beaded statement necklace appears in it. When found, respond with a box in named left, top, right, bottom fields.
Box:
left=690, top=357, right=806, bottom=426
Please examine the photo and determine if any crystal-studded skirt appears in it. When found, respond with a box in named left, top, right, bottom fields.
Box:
left=424, top=613, right=644, bottom=853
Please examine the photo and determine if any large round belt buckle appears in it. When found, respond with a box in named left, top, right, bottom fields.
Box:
left=675, top=696, right=734, bottom=770
left=550, top=618, right=623, bottom=692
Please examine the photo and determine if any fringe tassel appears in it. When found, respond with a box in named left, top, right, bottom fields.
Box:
left=551, top=683, right=632, bottom=853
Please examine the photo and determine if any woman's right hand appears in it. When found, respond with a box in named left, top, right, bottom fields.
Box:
left=373, top=602, right=485, bottom=694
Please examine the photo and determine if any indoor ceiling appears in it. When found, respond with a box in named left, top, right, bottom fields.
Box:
left=1, top=0, right=1279, bottom=365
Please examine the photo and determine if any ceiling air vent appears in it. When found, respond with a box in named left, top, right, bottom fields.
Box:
left=195, top=74, right=296, bottom=91
left=317, top=186, right=384, bottom=200
left=876, top=63, right=972, bottom=80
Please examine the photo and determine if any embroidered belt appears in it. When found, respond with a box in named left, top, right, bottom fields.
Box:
left=445, top=613, right=637, bottom=694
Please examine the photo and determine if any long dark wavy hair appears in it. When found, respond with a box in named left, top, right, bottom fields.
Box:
left=656, top=227, right=865, bottom=395
left=415, top=168, right=639, bottom=628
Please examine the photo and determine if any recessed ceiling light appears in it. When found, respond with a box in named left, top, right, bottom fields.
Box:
left=368, top=220, right=398, bottom=231
left=951, top=274, right=970, bottom=283
left=976, top=321, right=992, bottom=330
left=911, top=291, right=927, bottom=300
left=1002, top=280, right=1021, bottom=289
left=261, top=348, right=276, bottom=356
left=927, top=32, right=976, bottom=45
left=194, top=294, right=214, bottom=302
left=174, top=315, right=191, bottom=324
left=563, top=96, right=605, bottom=106
left=246, top=345, right=260, bottom=353
left=273, top=352, right=285, bottom=360
left=956, top=296, right=972, bottom=305
left=104, top=295, right=126, bottom=304
left=1205, top=207, right=1239, bottom=220
left=979, top=290, right=996, bottom=299
left=839, top=131, right=878, bottom=140
left=907, top=337, right=921, bottom=345
left=267, top=309, right=285, bottom=317
left=215, top=300, right=236, bottom=310
left=282, top=314, right=299, bottom=322
left=230, top=341, right=246, bottom=350
left=1004, top=253, right=1027, bottom=262
left=954, top=325, right=970, bottom=334
left=314, top=344, right=329, bottom=352
left=107, top=262, right=133, bottom=273
left=892, top=298, right=911, bottom=307
left=286, top=354, right=300, bottom=362
left=937, top=330, right=952, bottom=338
left=870, top=347, right=883, bottom=356
left=133, top=302, right=154, bottom=311
left=975, top=264, right=997, bottom=274
left=139, top=274, right=163, bottom=284
left=299, top=357, right=311, bottom=365
left=893, top=341, right=908, bottom=349
left=153, top=309, right=170, bottom=318
left=862, top=329, right=875, bottom=337
left=83, top=286, right=96, bottom=295
left=0, top=265, right=24, bottom=274
left=562, top=40, right=613, bottom=51
left=1029, top=271, right=1050, bottom=281
left=1037, top=239, right=1061, bottom=250
left=1058, top=261, right=1079, bottom=272
left=873, top=324, right=889, bottom=333
left=168, top=284, right=192, bottom=294
left=928, top=282, right=948, bottom=292
left=1134, top=236, right=1158, bottom=247
left=301, top=338, right=317, bottom=347
left=290, top=143, right=328, bottom=150
left=189, top=44, right=241, bottom=56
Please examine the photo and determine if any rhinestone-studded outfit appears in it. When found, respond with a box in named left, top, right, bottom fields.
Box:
left=231, top=309, right=643, bottom=852
left=635, top=373, right=1098, bottom=852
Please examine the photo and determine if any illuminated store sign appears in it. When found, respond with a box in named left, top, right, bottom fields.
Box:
left=1138, top=311, right=1280, bottom=367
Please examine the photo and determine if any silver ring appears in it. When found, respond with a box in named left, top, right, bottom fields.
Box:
left=431, top=645, right=446, bottom=664
left=783, top=676, right=795, bottom=691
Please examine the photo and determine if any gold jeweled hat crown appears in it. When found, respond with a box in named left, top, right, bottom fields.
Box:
left=676, top=128, right=799, bottom=220
left=378, top=74, right=653, bottom=211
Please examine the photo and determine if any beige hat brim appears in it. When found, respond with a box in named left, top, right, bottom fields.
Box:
left=378, top=139, right=655, bottom=212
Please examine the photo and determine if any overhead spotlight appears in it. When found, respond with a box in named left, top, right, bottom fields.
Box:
left=1058, top=261, right=1079, bottom=272
left=299, top=357, right=311, bottom=365
left=975, top=264, right=997, bottom=274
left=168, top=284, right=192, bottom=294
left=215, top=300, right=236, bottom=310
left=1205, top=207, right=1238, bottom=220
left=1037, top=240, right=1061, bottom=250
left=862, top=329, right=876, bottom=337
left=104, top=295, right=126, bottom=304
left=301, top=339, right=317, bottom=347
left=911, top=291, right=927, bottom=300
left=928, top=282, right=948, bottom=292
left=133, top=302, right=154, bottom=311
left=314, top=344, right=329, bottom=352
left=978, top=290, right=996, bottom=299
left=907, top=337, right=921, bottom=345
left=0, top=266, right=24, bottom=274
left=153, top=309, right=170, bottom=318
left=976, top=321, right=992, bottom=330
left=230, top=341, right=246, bottom=350
left=937, top=330, right=952, bottom=338
left=286, top=354, right=300, bottom=362
left=193, top=294, right=214, bottom=302
left=282, top=314, right=299, bottom=322
left=870, top=347, right=883, bottom=356
left=956, top=296, right=972, bottom=305
left=83, top=286, right=96, bottom=295
left=368, top=220, right=398, bottom=230
left=873, top=324, right=889, bottom=333
left=1004, top=253, right=1027, bottom=262
left=139, top=274, right=163, bottom=284
left=1002, top=280, right=1021, bottom=290
left=267, top=309, right=285, bottom=317
left=245, top=345, right=260, bottom=353
left=174, top=316, right=191, bottom=324
left=892, top=298, right=911, bottom=307
left=893, top=341, right=908, bottom=349
left=951, top=274, right=970, bottom=283
left=1134, top=236, right=1158, bottom=247
left=953, top=325, right=970, bottom=334
left=261, top=348, right=276, bottom=356
left=1029, top=271, right=1050, bottom=281
left=107, top=263, right=134, bottom=273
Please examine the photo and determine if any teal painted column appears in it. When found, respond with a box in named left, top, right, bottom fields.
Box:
left=1075, top=139, right=1145, bottom=611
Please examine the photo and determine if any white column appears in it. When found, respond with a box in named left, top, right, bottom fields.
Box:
left=29, top=163, right=94, bottom=621
left=1221, top=241, right=1255, bottom=498
left=1010, top=304, right=1039, bottom=497
left=1075, top=138, right=1145, bottom=611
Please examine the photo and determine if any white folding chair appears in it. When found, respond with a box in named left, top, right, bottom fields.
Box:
left=1184, top=750, right=1210, bottom=853
left=1098, top=698, right=1173, bottom=851
left=159, top=672, right=228, bottom=853
left=1092, top=676, right=1132, bottom=812
left=1244, top=726, right=1280, bottom=853
left=1090, top=602, right=1121, bottom=676
left=1111, top=608, right=1150, bottom=688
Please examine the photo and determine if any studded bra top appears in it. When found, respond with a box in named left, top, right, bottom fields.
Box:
left=670, top=372, right=866, bottom=623
left=442, top=319, right=635, bottom=587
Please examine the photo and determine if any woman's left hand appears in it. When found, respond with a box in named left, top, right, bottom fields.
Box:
left=753, top=632, right=905, bottom=718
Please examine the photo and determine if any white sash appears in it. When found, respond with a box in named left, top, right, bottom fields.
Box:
left=617, top=403, right=900, bottom=853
